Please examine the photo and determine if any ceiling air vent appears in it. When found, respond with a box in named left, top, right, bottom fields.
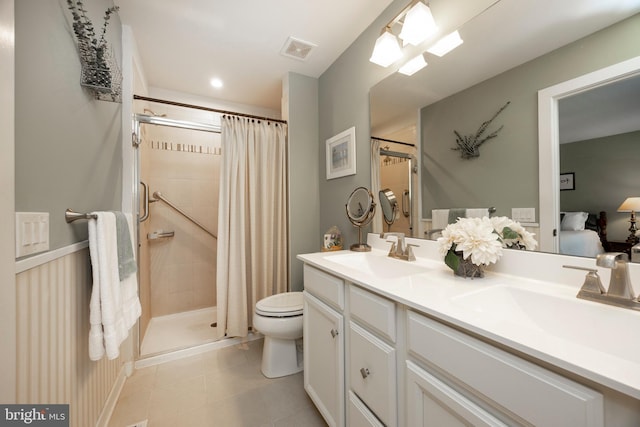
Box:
left=280, top=36, right=317, bottom=61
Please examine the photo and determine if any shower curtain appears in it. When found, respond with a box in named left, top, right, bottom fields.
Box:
left=216, top=116, right=288, bottom=338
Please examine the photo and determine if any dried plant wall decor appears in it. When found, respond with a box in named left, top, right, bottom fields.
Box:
left=452, top=101, right=510, bottom=159
left=67, top=1, right=122, bottom=102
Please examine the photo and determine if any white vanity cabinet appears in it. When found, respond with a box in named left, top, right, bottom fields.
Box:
left=299, top=250, right=639, bottom=427
left=303, top=265, right=345, bottom=427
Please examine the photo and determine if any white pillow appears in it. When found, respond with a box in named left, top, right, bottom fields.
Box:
left=561, top=211, right=589, bottom=231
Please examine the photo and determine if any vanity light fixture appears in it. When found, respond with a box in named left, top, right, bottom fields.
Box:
left=370, top=29, right=403, bottom=67
left=370, top=0, right=436, bottom=68
left=398, top=1, right=437, bottom=46
left=617, top=197, right=640, bottom=244
left=398, top=53, right=428, bottom=76
left=427, top=30, right=464, bottom=57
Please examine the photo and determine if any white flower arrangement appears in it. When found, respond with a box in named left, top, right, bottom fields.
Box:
left=437, top=216, right=537, bottom=273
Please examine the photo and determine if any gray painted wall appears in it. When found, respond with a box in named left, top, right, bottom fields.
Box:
left=15, top=0, right=123, bottom=253
left=318, top=0, right=406, bottom=247
left=421, top=14, right=640, bottom=221
left=560, top=131, right=640, bottom=242
left=286, top=72, right=320, bottom=291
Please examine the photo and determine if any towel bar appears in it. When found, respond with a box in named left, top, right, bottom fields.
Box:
left=65, top=209, right=98, bottom=223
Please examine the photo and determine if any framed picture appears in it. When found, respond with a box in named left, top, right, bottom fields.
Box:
left=326, top=126, right=356, bottom=180
left=560, top=172, right=575, bottom=191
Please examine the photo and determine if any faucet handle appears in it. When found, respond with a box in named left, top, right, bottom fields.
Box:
left=386, top=240, right=398, bottom=253
left=563, top=265, right=606, bottom=295
left=405, top=243, right=419, bottom=261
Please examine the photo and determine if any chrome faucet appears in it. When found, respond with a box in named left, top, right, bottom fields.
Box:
left=564, top=252, right=639, bottom=311
left=382, top=232, right=417, bottom=261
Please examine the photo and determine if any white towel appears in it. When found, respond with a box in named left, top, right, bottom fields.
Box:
left=431, top=208, right=490, bottom=239
left=431, top=209, right=450, bottom=231
left=466, top=208, right=490, bottom=218
left=88, top=212, right=141, bottom=361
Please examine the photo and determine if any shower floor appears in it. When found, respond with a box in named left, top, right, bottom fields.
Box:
left=140, top=306, right=217, bottom=357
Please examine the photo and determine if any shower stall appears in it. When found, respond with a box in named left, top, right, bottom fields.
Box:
left=133, top=107, right=223, bottom=358
left=374, top=137, right=417, bottom=237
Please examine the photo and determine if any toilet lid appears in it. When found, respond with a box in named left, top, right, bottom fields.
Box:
left=255, top=292, right=304, bottom=317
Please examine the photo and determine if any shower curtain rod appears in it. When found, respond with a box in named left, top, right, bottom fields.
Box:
left=380, top=149, right=413, bottom=160
left=371, top=136, right=415, bottom=148
left=133, top=95, right=288, bottom=124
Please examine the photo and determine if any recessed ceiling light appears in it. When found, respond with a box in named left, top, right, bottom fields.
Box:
left=210, top=78, right=223, bottom=89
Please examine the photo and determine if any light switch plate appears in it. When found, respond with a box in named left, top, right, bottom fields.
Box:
left=16, top=212, right=49, bottom=257
left=511, top=208, right=536, bottom=223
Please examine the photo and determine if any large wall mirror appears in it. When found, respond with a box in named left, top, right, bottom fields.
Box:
left=370, top=0, right=640, bottom=258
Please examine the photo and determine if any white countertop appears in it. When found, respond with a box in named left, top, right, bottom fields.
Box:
left=297, top=235, right=640, bottom=400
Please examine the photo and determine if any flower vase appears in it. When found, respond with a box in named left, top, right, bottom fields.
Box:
left=453, top=252, right=484, bottom=278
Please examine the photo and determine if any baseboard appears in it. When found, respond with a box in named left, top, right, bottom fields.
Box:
left=96, top=362, right=130, bottom=427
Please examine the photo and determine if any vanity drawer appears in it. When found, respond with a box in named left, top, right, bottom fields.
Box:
left=349, top=285, right=396, bottom=342
left=407, top=311, right=603, bottom=427
left=348, top=391, right=384, bottom=427
left=349, top=321, right=396, bottom=427
left=406, top=360, right=508, bottom=427
left=304, top=264, right=344, bottom=310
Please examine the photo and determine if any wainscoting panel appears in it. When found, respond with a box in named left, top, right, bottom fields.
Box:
left=16, top=247, right=124, bottom=427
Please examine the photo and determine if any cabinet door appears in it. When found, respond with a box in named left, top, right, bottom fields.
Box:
left=304, top=292, right=345, bottom=427
left=406, top=361, right=508, bottom=427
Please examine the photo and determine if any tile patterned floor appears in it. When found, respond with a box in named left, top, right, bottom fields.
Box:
left=108, top=339, right=327, bottom=427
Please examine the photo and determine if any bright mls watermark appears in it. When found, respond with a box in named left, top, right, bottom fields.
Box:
left=0, top=405, right=69, bottom=426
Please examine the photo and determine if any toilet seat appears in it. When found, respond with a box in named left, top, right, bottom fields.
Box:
left=255, top=292, right=303, bottom=318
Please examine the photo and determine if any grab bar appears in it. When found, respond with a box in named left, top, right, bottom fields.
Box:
left=140, top=181, right=150, bottom=222
left=402, top=190, right=410, bottom=218
left=147, top=230, right=175, bottom=240
left=152, top=191, right=217, bottom=239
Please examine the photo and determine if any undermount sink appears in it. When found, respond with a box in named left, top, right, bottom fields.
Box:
left=452, top=284, right=640, bottom=358
left=324, top=251, right=432, bottom=278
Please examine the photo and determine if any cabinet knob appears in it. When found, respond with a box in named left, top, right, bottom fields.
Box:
left=330, top=329, right=339, bottom=338
left=360, top=367, right=370, bottom=379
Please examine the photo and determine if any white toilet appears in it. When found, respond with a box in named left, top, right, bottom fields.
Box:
left=253, top=291, right=304, bottom=378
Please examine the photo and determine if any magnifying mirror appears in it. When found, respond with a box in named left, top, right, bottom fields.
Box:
left=346, top=186, right=376, bottom=251
left=379, top=188, right=398, bottom=231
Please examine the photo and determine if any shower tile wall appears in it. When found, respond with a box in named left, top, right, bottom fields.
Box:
left=142, top=124, right=221, bottom=318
